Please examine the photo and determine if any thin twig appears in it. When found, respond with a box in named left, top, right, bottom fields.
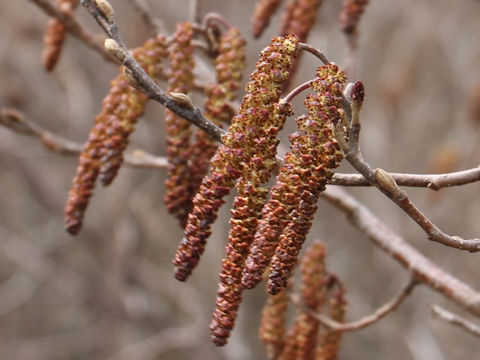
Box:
left=431, top=304, right=480, bottom=338
left=0, top=108, right=168, bottom=168
left=330, top=168, right=480, bottom=189
left=341, top=100, right=480, bottom=252
left=299, top=42, right=330, bottom=65
left=28, top=0, right=116, bottom=62
left=293, top=276, right=418, bottom=332
left=322, top=186, right=480, bottom=318
left=281, top=78, right=316, bottom=104
left=130, top=0, right=165, bottom=36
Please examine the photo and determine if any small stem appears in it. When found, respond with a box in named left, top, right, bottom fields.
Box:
left=299, top=42, right=330, bottom=65
left=431, top=305, right=480, bottom=338
left=292, top=275, right=419, bottom=332
left=280, top=79, right=315, bottom=103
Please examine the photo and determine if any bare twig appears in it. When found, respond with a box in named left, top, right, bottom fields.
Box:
left=0, top=108, right=168, bottom=168
left=431, top=304, right=480, bottom=338
left=130, top=0, right=165, bottom=36
left=322, top=186, right=480, bottom=317
left=281, top=78, right=316, bottom=104
left=341, top=101, right=480, bottom=252
left=293, top=275, right=418, bottom=332
left=28, top=0, right=116, bottom=62
left=330, top=168, right=480, bottom=189
left=299, top=42, right=330, bottom=65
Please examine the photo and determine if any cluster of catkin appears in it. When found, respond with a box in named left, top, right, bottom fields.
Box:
left=42, top=0, right=79, bottom=71
left=173, top=29, right=348, bottom=344
left=251, top=0, right=370, bottom=38
left=64, top=35, right=168, bottom=234
left=259, top=241, right=347, bottom=360
left=164, top=24, right=246, bottom=227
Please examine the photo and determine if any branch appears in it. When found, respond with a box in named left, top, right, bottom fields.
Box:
left=431, top=304, right=480, bottom=338
left=0, top=108, right=168, bottom=169
left=81, top=0, right=225, bottom=142
left=329, top=168, right=480, bottom=189
left=322, top=186, right=480, bottom=318
left=130, top=0, right=165, bottom=36
left=293, top=275, right=418, bottom=332
left=341, top=98, right=480, bottom=252
left=28, top=0, right=115, bottom=62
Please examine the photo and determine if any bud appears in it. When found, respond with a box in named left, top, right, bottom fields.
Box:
left=170, top=92, right=195, bottom=110
left=104, top=38, right=125, bottom=62
left=94, top=0, right=115, bottom=24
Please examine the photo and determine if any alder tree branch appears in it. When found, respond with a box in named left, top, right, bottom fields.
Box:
left=130, top=0, right=165, bottom=36
left=431, top=304, right=480, bottom=338
left=80, top=0, right=225, bottom=142
left=28, top=0, right=116, bottom=62
left=0, top=108, right=168, bottom=169
left=291, top=275, right=419, bottom=332
left=322, top=186, right=480, bottom=318
left=3, top=108, right=479, bottom=188
left=340, top=97, right=480, bottom=252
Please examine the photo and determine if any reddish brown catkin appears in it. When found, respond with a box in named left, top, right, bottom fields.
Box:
left=251, top=0, right=283, bottom=38
left=259, top=286, right=289, bottom=359
left=242, top=64, right=345, bottom=292
left=279, top=0, right=324, bottom=86
left=268, top=66, right=346, bottom=295
left=99, top=37, right=168, bottom=185
left=42, top=0, right=78, bottom=71
left=339, top=0, right=369, bottom=35
left=186, top=28, right=246, bottom=224
left=278, top=241, right=328, bottom=360
left=173, top=35, right=299, bottom=282
left=163, top=22, right=195, bottom=227
left=210, top=102, right=292, bottom=346
left=315, top=277, right=347, bottom=360
left=64, top=35, right=167, bottom=235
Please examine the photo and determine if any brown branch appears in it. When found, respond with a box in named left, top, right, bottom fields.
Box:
left=299, top=42, right=330, bottom=65
left=431, top=304, right=480, bottom=338
left=28, top=0, right=116, bottom=62
left=0, top=108, right=168, bottom=169
left=81, top=0, right=225, bottom=142
left=322, top=186, right=480, bottom=317
left=293, top=275, right=418, bottom=332
left=130, top=0, right=165, bottom=36
left=341, top=99, right=480, bottom=252
left=330, top=168, right=480, bottom=189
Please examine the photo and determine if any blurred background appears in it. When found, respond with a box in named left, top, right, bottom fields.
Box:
left=0, top=0, right=480, bottom=359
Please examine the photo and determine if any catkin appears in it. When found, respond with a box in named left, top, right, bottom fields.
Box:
left=64, top=34, right=167, bottom=234
left=42, top=0, right=78, bottom=71
left=186, top=28, right=246, bottom=225
left=173, top=35, right=300, bottom=283
left=251, top=0, right=283, bottom=38
left=163, top=22, right=195, bottom=227
left=339, top=0, right=369, bottom=35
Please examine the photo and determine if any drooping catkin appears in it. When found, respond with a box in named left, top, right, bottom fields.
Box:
left=279, top=0, right=324, bottom=86
left=187, top=28, right=246, bottom=225
left=278, top=241, right=328, bottom=360
left=64, top=34, right=167, bottom=235
left=42, top=0, right=78, bottom=71
left=163, top=22, right=195, bottom=227
left=259, top=286, right=290, bottom=359
left=242, top=64, right=345, bottom=293
left=210, top=102, right=293, bottom=346
left=173, top=35, right=300, bottom=282
left=251, top=0, right=283, bottom=38
left=315, top=276, right=347, bottom=360
left=268, top=66, right=346, bottom=295
left=339, top=0, right=369, bottom=35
